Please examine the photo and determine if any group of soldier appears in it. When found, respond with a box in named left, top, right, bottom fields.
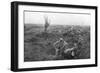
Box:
left=53, top=38, right=77, bottom=59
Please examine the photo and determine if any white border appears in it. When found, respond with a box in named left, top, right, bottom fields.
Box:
left=18, top=5, right=95, bottom=68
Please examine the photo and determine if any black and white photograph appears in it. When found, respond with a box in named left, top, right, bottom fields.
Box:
left=11, top=1, right=97, bottom=71
left=24, top=11, right=91, bottom=62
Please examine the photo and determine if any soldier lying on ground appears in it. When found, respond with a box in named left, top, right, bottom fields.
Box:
left=62, top=43, right=77, bottom=59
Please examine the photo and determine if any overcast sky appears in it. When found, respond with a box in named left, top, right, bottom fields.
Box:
left=24, top=11, right=91, bottom=26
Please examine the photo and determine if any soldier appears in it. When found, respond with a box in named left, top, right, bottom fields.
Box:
left=62, top=43, right=77, bottom=59
left=53, top=38, right=68, bottom=57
